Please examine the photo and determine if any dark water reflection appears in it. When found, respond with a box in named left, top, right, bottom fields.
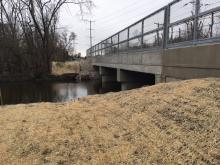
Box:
left=0, top=81, right=121, bottom=105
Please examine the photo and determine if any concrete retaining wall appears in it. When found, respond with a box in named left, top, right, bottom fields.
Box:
left=163, top=43, right=220, bottom=82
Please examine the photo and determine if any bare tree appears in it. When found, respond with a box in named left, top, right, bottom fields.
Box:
left=21, top=0, right=92, bottom=74
left=0, top=0, right=93, bottom=78
left=53, top=31, right=77, bottom=61
left=59, top=31, right=77, bottom=52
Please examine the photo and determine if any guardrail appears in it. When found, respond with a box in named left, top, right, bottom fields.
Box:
left=87, top=0, right=220, bottom=56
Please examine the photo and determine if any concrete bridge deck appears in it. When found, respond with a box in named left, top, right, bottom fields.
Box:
left=90, top=43, right=220, bottom=89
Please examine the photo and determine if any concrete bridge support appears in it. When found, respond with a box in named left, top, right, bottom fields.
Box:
left=98, top=67, right=157, bottom=91
left=117, top=69, right=155, bottom=90
left=99, top=67, right=119, bottom=89
left=155, top=74, right=164, bottom=84
left=99, top=67, right=117, bottom=83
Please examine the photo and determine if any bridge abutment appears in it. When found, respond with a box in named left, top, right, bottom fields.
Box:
left=155, top=74, right=164, bottom=84
left=117, top=69, right=156, bottom=90
left=99, top=67, right=117, bottom=83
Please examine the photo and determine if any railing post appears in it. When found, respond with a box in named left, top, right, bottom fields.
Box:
left=141, top=19, right=144, bottom=48
left=98, top=44, right=101, bottom=56
left=118, top=33, right=120, bottom=54
left=210, top=12, right=214, bottom=38
left=100, top=44, right=102, bottom=56
left=97, top=44, right=99, bottom=56
left=127, top=27, right=130, bottom=50
left=93, top=45, right=96, bottom=56
left=110, top=37, right=113, bottom=54
left=163, top=5, right=170, bottom=49
left=193, top=0, right=200, bottom=43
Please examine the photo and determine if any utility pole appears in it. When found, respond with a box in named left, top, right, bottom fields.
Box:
left=84, top=19, right=95, bottom=56
left=73, top=41, right=78, bottom=55
left=84, top=19, right=95, bottom=48
left=89, top=20, right=93, bottom=48
left=192, top=0, right=201, bottom=13
left=185, top=0, right=201, bottom=41
left=154, top=23, right=163, bottom=45
left=193, top=0, right=201, bottom=41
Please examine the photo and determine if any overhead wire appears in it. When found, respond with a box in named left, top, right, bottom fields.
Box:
left=95, top=0, right=157, bottom=21
left=92, top=0, right=173, bottom=44
left=95, top=3, right=168, bottom=33
left=96, top=0, right=166, bottom=25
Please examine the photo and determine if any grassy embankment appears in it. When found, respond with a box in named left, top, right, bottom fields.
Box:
left=0, top=78, right=219, bottom=164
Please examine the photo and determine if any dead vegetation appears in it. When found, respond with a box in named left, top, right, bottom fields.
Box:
left=0, top=0, right=92, bottom=78
left=77, top=59, right=99, bottom=80
left=0, top=78, right=219, bottom=165
left=52, top=61, right=81, bottom=75
left=52, top=60, right=99, bottom=80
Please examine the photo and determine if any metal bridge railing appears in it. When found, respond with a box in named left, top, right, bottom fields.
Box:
left=87, top=0, right=220, bottom=57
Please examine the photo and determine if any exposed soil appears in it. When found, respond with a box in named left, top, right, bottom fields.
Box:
left=52, top=61, right=81, bottom=76
left=77, top=59, right=100, bottom=81
left=52, top=60, right=99, bottom=81
left=0, top=78, right=219, bottom=165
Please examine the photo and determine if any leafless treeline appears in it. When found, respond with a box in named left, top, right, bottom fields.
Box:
left=0, top=0, right=92, bottom=78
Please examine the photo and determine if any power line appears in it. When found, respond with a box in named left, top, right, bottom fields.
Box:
left=95, top=1, right=170, bottom=30
left=96, top=0, right=165, bottom=24
left=92, top=2, right=169, bottom=44
left=96, top=7, right=162, bottom=31
left=96, top=0, right=156, bottom=21
left=86, top=0, right=173, bottom=47
left=95, top=0, right=213, bottom=31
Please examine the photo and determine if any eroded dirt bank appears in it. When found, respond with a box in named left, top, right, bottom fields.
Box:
left=0, top=78, right=219, bottom=165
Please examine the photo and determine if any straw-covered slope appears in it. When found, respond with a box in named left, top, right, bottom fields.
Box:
left=0, top=78, right=219, bottom=165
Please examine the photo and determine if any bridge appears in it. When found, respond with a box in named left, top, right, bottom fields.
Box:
left=87, top=0, right=220, bottom=90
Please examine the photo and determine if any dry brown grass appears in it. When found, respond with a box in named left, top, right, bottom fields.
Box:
left=52, top=61, right=80, bottom=75
left=77, top=59, right=99, bottom=80
left=0, top=78, right=220, bottom=164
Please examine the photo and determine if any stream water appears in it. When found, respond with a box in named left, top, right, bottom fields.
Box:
left=0, top=81, right=121, bottom=105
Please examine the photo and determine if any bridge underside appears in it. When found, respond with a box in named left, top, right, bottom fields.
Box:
left=91, top=43, right=220, bottom=89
